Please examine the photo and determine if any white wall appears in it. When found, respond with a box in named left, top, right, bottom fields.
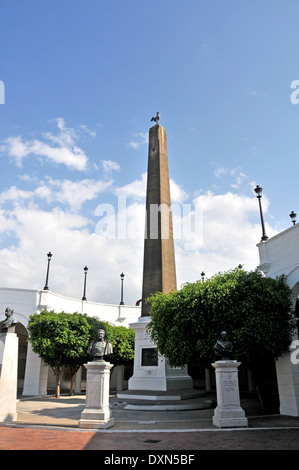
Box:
left=0, top=287, right=141, bottom=396
left=0, top=287, right=141, bottom=329
left=257, top=223, right=299, bottom=416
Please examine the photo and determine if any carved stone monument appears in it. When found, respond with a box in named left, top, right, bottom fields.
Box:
left=212, top=332, right=248, bottom=428
left=79, top=329, right=114, bottom=429
left=0, top=308, right=19, bottom=422
left=126, top=116, right=193, bottom=393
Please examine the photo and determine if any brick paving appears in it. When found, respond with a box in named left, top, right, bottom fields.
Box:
left=1, top=394, right=299, bottom=451
left=1, top=426, right=299, bottom=450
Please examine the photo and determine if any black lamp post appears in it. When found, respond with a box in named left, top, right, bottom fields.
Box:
left=254, top=185, right=268, bottom=241
left=201, top=271, right=205, bottom=281
left=120, top=273, right=125, bottom=305
left=82, top=266, right=88, bottom=301
left=43, top=252, right=52, bottom=290
left=290, top=211, right=297, bottom=226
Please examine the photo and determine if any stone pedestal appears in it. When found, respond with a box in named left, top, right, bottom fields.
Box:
left=212, top=360, right=248, bottom=428
left=0, top=330, right=18, bottom=422
left=79, top=361, right=114, bottom=429
left=127, top=316, right=193, bottom=392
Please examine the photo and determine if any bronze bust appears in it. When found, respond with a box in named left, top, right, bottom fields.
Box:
left=1, top=307, right=18, bottom=331
left=214, top=331, right=233, bottom=360
left=87, top=329, right=113, bottom=361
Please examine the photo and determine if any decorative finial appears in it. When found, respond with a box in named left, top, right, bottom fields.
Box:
left=151, top=112, right=160, bottom=125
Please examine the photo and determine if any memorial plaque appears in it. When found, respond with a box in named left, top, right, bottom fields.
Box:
left=141, top=348, right=158, bottom=366
left=223, top=380, right=237, bottom=392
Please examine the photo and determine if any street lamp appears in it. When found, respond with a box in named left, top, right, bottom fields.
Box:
left=120, top=273, right=125, bottom=305
left=43, top=252, right=52, bottom=290
left=254, top=185, right=268, bottom=241
left=290, top=211, right=297, bottom=226
left=201, top=271, right=205, bottom=281
left=82, top=266, right=88, bottom=301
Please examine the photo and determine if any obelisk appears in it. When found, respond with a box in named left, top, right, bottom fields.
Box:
left=141, top=121, right=177, bottom=316
left=126, top=115, right=193, bottom=392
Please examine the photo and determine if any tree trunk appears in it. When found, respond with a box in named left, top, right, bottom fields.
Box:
left=56, top=376, right=61, bottom=398
left=53, top=367, right=63, bottom=398
left=69, top=373, right=75, bottom=396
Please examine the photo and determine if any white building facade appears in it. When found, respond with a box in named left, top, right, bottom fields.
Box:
left=257, top=223, right=299, bottom=416
left=0, top=287, right=140, bottom=396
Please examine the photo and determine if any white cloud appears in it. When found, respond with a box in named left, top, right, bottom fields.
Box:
left=0, top=177, right=113, bottom=212
left=214, top=166, right=247, bottom=189
left=170, top=179, right=188, bottom=203
left=214, top=167, right=227, bottom=178
left=80, top=124, right=97, bottom=138
left=0, top=169, right=278, bottom=306
left=115, top=172, right=147, bottom=200
left=35, top=177, right=113, bottom=211
left=51, top=178, right=113, bottom=211
left=115, top=174, right=187, bottom=204
left=0, top=186, right=33, bottom=204
left=101, top=160, right=120, bottom=173
left=1, top=118, right=89, bottom=171
left=1, top=136, right=30, bottom=166
left=175, top=190, right=276, bottom=286
left=0, top=204, right=143, bottom=304
left=128, top=132, right=148, bottom=149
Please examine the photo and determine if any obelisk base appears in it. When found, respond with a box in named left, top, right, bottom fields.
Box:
left=79, top=361, right=114, bottom=429
left=127, top=316, right=193, bottom=392
left=212, top=360, right=248, bottom=428
left=0, top=330, right=18, bottom=422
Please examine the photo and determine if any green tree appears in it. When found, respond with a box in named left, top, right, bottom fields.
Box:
left=27, top=310, right=91, bottom=397
left=147, top=267, right=296, bottom=369
left=65, top=315, right=107, bottom=395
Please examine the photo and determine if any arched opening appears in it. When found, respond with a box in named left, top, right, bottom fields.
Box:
left=15, top=322, right=28, bottom=392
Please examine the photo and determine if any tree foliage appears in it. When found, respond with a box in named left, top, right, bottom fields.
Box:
left=147, top=267, right=296, bottom=368
left=27, top=310, right=91, bottom=397
left=27, top=311, right=135, bottom=396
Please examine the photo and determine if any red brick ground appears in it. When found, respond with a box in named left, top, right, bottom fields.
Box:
left=2, top=426, right=299, bottom=450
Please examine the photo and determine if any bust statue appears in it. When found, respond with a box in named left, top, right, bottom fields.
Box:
left=87, top=329, right=113, bottom=361
left=1, top=307, right=18, bottom=331
left=214, top=331, right=233, bottom=360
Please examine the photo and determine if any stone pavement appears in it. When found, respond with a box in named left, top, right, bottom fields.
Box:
left=1, top=392, right=299, bottom=451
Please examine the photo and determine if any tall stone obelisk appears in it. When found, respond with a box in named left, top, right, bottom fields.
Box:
left=141, top=121, right=177, bottom=316
left=126, top=116, right=193, bottom=392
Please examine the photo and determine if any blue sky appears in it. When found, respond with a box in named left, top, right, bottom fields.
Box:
left=1, top=0, right=299, bottom=305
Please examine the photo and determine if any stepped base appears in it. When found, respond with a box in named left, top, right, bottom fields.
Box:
left=117, top=389, right=215, bottom=411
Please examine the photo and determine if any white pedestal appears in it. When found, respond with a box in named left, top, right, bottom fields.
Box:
left=79, top=361, right=114, bottom=429
left=212, top=360, right=248, bottom=428
left=128, top=316, right=193, bottom=391
left=0, top=331, right=18, bottom=422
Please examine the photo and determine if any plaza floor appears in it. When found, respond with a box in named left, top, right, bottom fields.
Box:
left=1, top=392, right=299, bottom=451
